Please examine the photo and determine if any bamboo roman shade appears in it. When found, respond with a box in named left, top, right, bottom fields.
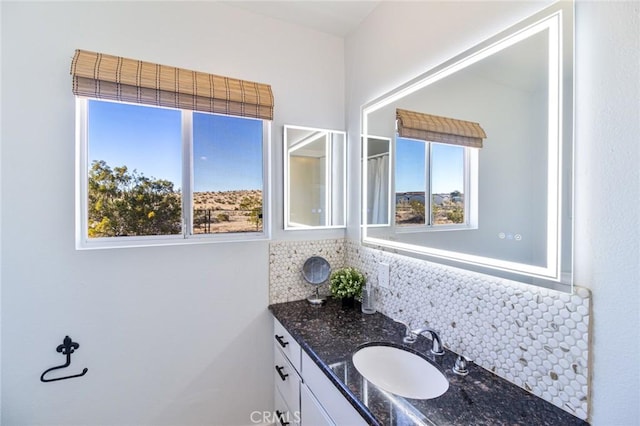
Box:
left=396, top=108, right=486, bottom=148
left=70, top=49, right=274, bottom=120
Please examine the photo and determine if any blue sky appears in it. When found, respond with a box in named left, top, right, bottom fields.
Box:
left=395, top=137, right=464, bottom=194
left=88, top=100, right=263, bottom=192
left=192, top=112, right=262, bottom=192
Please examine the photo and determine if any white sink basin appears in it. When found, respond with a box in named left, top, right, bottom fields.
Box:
left=352, top=345, right=449, bottom=399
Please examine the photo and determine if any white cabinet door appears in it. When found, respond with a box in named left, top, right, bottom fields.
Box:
left=273, top=316, right=366, bottom=426
left=301, top=351, right=367, bottom=426
left=301, top=383, right=334, bottom=426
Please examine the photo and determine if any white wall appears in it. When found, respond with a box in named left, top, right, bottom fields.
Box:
left=0, top=2, right=344, bottom=424
left=573, top=2, right=640, bottom=424
left=346, top=1, right=639, bottom=424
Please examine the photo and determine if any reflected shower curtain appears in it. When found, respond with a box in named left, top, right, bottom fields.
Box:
left=367, top=155, right=389, bottom=224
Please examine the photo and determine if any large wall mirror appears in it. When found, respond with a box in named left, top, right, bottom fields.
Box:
left=361, top=2, right=574, bottom=291
left=285, top=125, right=346, bottom=229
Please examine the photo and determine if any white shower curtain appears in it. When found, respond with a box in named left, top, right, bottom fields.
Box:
left=367, top=155, right=389, bottom=224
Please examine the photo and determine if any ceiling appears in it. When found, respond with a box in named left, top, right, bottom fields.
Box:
left=223, top=1, right=548, bottom=93
left=222, top=1, right=381, bottom=37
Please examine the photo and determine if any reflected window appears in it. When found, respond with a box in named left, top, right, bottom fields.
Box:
left=395, top=138, right=426, bottom=225
left=431, top=143, right=465, bottom=225
left=395, top=138, right=474, bottom=229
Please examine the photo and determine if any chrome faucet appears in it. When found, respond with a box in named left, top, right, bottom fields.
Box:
left=396, top=320, right=445, bottom=355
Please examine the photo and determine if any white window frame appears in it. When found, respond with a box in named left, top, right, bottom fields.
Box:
left=75, top=98, right=271, bottom=249
left=394, top=138, right=478, bottom=233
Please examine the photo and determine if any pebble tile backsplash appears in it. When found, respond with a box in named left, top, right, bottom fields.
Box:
left=268, top=238, right=591, bottom=421
left=269, top=238, right=346, bottom=303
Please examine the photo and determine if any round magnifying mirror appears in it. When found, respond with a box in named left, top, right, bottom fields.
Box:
left=302, top=256, right=330, bottom=305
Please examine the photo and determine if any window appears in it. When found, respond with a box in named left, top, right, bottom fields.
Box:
left=86, top=101, right=183, bottom=238
left=191, top=112, right=265, bottom=235
left=71, top=49, right=273, bottom=249
left=77, top=99, right=269, bottom=248
left=395, top=137, right=477, bottom=230
left=393, top=108, right=483, bottom=231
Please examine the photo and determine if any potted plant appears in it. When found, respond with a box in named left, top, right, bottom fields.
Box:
left=329, top=267, right=366, bottom=308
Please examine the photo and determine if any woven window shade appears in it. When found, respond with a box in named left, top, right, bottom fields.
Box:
left=396, top=108, right=486, bottom=148
left=70, top=49, right=274, bottom=120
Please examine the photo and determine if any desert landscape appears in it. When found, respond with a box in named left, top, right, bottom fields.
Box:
left=192, top=190, right=263, bottom=234
left=395, top=192, right=464, bottom=225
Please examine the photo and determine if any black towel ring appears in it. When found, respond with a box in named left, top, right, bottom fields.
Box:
left=40, top=336, right=88, bottom=383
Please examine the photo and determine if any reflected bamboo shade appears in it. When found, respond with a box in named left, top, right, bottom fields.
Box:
left=70, top=49, right=274, bottom=120
left=396, top=108, right=486, bottom=148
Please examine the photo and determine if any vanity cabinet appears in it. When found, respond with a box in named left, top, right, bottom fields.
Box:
left=271, top=300, right=589, bottom=426
left=273, top=318, right=302, bottom=426
left=273, top=318, right=366, bottom=426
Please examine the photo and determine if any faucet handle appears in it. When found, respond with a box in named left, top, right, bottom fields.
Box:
left=393, top=319, right=418, bottom=343
left=453, top=355, right=470, bottom=376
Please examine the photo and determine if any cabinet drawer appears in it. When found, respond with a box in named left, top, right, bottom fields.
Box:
left=301, top=351, right=366, bottom=425
left=274, top=318, right=301, bottom=373
left=274, top=345, right=301, bottom=413
left=275, top=386, right=301, bottom=426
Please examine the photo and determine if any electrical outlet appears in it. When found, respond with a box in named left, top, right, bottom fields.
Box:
left=378, top=262, right=390, bottom=289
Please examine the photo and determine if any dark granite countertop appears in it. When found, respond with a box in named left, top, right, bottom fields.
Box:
left=269, top=299, right=588, bottom=426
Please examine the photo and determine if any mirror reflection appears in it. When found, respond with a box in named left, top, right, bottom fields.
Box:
left=365, top=136, right=391, bottom=226
left=362, top=3, right=573, bottom=289
left=285, top=125, right=346, bottom=229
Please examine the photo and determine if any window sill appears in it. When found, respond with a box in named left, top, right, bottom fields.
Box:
left=76, top=233, right=270, bottom=250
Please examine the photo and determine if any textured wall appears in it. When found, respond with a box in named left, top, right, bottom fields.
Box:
left=572, top=2, right=640, bottom=424
left=269, top=238, right=590, bottom=420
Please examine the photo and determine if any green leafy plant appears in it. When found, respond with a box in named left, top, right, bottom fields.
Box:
left=88, top=160, right=181, bottom=237
left=329, top=267, right=366, bottom=299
